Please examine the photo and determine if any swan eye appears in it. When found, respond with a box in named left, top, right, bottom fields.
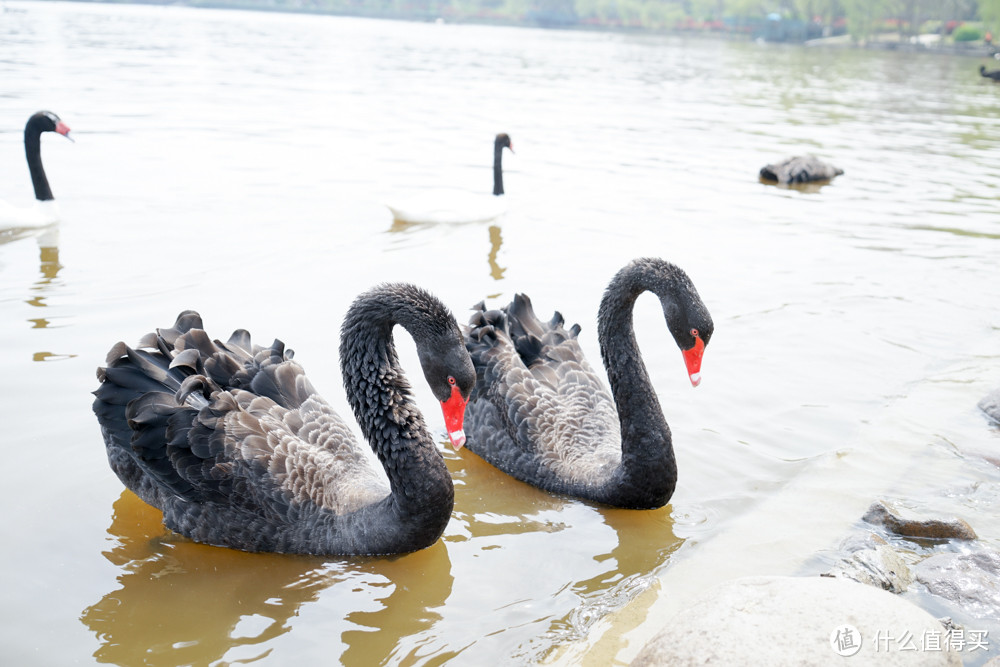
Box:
left=690, top=328, right=699, bottom=338
left=447, top=376, right=456, bottom=386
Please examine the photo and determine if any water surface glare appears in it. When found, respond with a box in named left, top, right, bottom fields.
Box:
left=1, top=2, right=999, bottom=665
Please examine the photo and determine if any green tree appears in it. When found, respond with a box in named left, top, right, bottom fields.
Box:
left=788, top=0, right=841, bottom=35
left=842, top=0, right=886, bottom=42
left=982, top=0, right=1000, bottom=34
left=687, top=0, right=726, bottom=21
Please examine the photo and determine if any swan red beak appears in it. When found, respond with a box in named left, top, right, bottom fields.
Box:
left=55, top=121, right=74, bottom=143
left=682, top=334, right=705, bottom=387
left=440, top=385, right=468, bottom=450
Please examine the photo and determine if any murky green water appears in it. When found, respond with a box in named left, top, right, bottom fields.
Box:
left=1, top=2, right=999, bottom=664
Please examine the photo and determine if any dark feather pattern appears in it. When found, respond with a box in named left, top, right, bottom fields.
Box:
left=93, top=286, right=475, bottom=556
left=759, top=155, right=843, bottom=184
left=463, top=258, right=714, bottom=509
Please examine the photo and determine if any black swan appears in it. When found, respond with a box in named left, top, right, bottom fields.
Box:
left=92, top=284, right=476, bottom=556
left=759, top=155, right=843, bottom=185
left=0, top=111, right=73, bottom=228
left=462, top=258, right=714, bottom=509
left=980, top=65, right=1000, bottom=81
left=386, top=133, right=513, bottom=224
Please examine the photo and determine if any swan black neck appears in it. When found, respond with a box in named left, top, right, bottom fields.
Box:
left=595, top=258, right=712, bottom=505
left=339, top=285, right=454, bottom=518
left=25, top=114, right=55, bottom=201
left=597, top=262, right=671, bottom=468
left=492, top=133, right=511, bottom=196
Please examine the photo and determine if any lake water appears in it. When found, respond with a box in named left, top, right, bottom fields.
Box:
left=2, top=2, right=999, bottom=665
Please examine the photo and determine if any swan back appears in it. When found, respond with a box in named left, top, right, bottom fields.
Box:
left=465, top=296, right=623, bottom=486
left=94, top=313, right=388, bottom=509
left=92, top=309, right=445, bottom=555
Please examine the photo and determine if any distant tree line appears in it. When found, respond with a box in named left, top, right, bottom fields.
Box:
left=173, top=0, right=1000, bottom=42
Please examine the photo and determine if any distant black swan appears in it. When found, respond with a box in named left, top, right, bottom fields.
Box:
left=760, top=155, right=843, bottom=185
left=980, top=65, right=1000, bottom=81
left=1, top=111, right=72, bottom=228
left=462, top=258, right=714, bottom=509
left=93, top=284, right=476, bottom=556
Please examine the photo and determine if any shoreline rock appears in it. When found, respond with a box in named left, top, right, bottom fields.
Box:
left=630, top=575, right=960, bottom=666
left=979, top=387, right=1000, bottom=424
left=863, top=500, right=977, bottom=541
left=914, top=549, right=1000, bottom=622
left=826, top=543, right=914, bottom=593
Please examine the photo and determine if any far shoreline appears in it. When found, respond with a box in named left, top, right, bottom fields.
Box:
left=28, top=0, right=1000, bottom=60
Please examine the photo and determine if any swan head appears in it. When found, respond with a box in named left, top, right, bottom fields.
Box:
left=31, top=111, right=73, bottom=143
left=415, top=324, right=476, bottom=450
left=661, top=277, right=713, bottom=387
left=495, top=133, right=513, bottom=154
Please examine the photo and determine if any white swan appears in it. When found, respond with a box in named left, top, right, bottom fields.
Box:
left=386, top=133, right=513, bottom=224
left=0, top=111, right=73, bottom=229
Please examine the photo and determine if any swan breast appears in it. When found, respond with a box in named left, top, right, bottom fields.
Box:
left=386, top=189, right=507, bottom=224
left=0, top=199, right=59, bottom=228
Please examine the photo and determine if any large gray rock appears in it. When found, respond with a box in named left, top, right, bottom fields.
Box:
left=839, top=531, right=888, bottom=553
left=914, top=549, right=1000, bottom=621
left=827, top=544, right=914, bottom=593
left=980, top=387, right=1000, bottom=424
left=863, top=500, right=977, bottom=541
left=631, top=575, right=959, bottom=666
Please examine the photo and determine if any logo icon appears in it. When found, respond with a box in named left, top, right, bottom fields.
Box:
left=831, top=624, right=863, bottom=657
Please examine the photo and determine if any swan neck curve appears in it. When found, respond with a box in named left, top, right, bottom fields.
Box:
left=338, top=287, right=453, bottom=518
left=596, top=261, right=695, bottom=499
left=598, top=282, right=670, bottom=463
left=25, top=119, right=53, bottom=202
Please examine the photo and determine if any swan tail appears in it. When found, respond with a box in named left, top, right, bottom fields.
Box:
left=154, top=310, right=204, bottom=348
left=94, top=311, right=310, bottom=507
left=240, top=341, right=314, bottom=410
left=93, top=313, right=230, bottom=502
left=466, top=294, right=585, bottom=373
left=170, top=320, right=309, bottom=410
left=503, top=293, right=583, bottom=367
left=505, top=293, right=544, bottom=340
left=465, top=301, right=509, bottom=351
left=123, top=391, right=219, bottom=501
